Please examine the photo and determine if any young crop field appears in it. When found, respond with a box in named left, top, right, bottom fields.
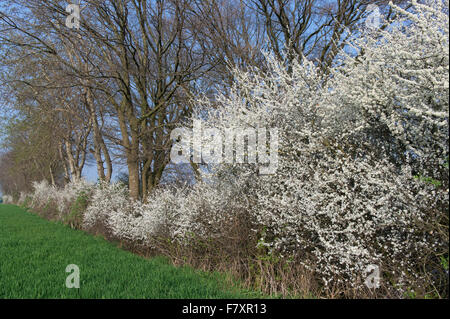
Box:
left=0, top=204, right=261, bottom=299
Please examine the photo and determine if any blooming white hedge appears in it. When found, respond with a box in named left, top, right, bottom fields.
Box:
left=17, top=180, right=94, bottom=219
left=82, top=179, right=250, bottom=245
left=2, top=194, right=13, bottom=204
left=187, top=0, right=449, bottom=291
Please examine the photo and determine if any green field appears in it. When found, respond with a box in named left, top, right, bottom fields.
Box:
left=0, top=204, right=261, bottom=298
